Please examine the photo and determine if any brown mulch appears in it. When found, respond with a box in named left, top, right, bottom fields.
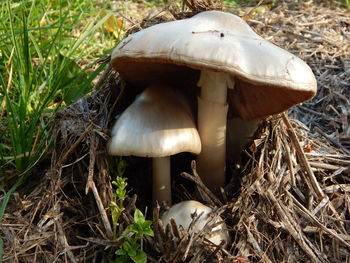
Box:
left=1, top=0, right=349, bottom=262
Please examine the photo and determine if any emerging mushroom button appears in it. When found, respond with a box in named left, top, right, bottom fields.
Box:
left=161, top=200, right=230, bottom=246
left=107, top=85, right=201, bottom=205
left=111, top=10, right=317, bottom=191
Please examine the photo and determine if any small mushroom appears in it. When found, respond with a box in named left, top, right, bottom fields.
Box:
left=111, top=10, right=317, bottom=190
left=161, top=200, right=230, bottom=246
left=108, top=84, right=201, bottom=204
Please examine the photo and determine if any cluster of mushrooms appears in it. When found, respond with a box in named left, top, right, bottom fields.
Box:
left=107, top=11, right=317, bottom=247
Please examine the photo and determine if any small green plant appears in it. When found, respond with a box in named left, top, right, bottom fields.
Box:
left=110, top=165, right=127, bottom=238
left=110, top=160, right=127, bottom=238
left=113, top=209, right=154, bottom=263
left=109, top=160, right=153, bottom=263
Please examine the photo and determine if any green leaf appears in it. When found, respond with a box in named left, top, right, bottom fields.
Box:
left=142, top=220, right=152, bottom=229
left=129, top=223, right=142, bottom=234
left=115, top=249, right=127, bottom=256
left=0, top=236, right=3, bottom=263
left=0, top=176, right=25, bottom=220
left=141, top=227, right=154, bottom=237
left=129, top=249, right=147, bottom=263
left=123, top=241, right=137, bottom=256
left=113, top=255, right=129, bottom=263
left=56, top=53, right=90, bottom=104
left=133, top=209, right=145, bottom=225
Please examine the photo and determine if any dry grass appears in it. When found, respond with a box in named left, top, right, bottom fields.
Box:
left=1, top=0, right=349, bottom=262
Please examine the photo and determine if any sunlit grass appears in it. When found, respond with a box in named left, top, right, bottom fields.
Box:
left=0, top=0, right=127, bottom=259
left=339, top=0, right=350, bottom=8
left=0, top=0, right=123, bottom=192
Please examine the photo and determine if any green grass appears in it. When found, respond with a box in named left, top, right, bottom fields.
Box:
left=0, top=0, right=121, bottom=183
left=0, top=0, right=126, bottom=231
left=0, top=0, right=125, bottom=258
left=338, top=0, right=350, bottom=8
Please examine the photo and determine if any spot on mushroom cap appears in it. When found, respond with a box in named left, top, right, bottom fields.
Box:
left=107, top=85, right=201, bottom=157
left=111, top=10, right=317, bottom=120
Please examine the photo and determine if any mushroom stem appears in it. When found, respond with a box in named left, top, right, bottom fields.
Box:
left=200, top=71, right=228, bottom=104
left=152, top=156, right=171, bottom=205
left=196, top=70, right=233, bottom=190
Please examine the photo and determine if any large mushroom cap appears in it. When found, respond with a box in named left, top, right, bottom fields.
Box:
left=111, top=10, right=317, bottom=120
left=107, top=84, right=201, bottom=157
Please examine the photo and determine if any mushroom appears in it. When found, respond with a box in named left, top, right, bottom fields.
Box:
left=110, top=10, right=317, bottom=190
left=161, top=200, right=230, bottom=246
left=108, top=84, right=201, bottom=204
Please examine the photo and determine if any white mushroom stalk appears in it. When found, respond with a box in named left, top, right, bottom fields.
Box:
left=107, top=85, right=201, bottom=205
left=196, top=70, right=234, bottom=189
left=152, top=156, right=171, bottom=203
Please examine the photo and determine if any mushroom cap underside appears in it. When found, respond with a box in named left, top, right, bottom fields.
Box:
left=111, top=10, right=317, bottom=120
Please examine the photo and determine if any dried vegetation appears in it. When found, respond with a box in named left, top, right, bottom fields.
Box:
left=1, top=0, right=349, bottom=262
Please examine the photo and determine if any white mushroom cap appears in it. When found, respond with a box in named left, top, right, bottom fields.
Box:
left=108, top=85, right=201, bottom=204
left=161, top=200, right=230, bottom=246
left=111, top=10, right=317, bottom=120
left=107, top=84, right=201, bottom=157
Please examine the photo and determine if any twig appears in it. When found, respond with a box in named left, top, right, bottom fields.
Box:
left=54, top=123, right=93, bottom=170
left=266, top=189, right=326, bottom=263
left=308, top=161, right=342, bottom=170
left=288, top=192, right=350, bottom=248
left=282, top=114, right=325, bottom=200
left=181, top=160, right=223, bottom=207
left=89, top=180, right=113, bottom=238
left=283, top=114, right=348, bottom=232
left=243, top=223, right=273, bottom=263
left=94, top=63, right=112, bottom=91
left=85, top=135, right=97, bottom=194
left=54, top=216, right=77, bottom=263
left=315, top=126, right=350, bottom=155
left=303, top=226, right=350, bottom=241
left=323, top=184, right=350, bottom=194
left=282, top=136, right=296, bottom=187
